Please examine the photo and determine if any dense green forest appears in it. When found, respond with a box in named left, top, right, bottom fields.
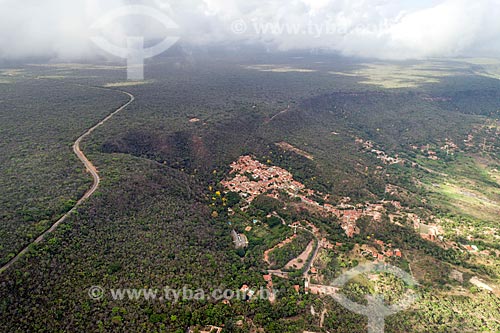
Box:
left=0, top=78, right=129, bottom=265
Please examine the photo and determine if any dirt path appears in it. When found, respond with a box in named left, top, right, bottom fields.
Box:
left=264, top=222, right=322, bottom=282
left=319, top=308, right=327, bottom=328
left=0, top=89, right=135, bottom=275
left=292, top=224, right=321, bottom=279
left=263, top=234, right=297, bottom=265
left=303, top=235, right=320, bottom=279
left=268, top=104, right=290, bottom=122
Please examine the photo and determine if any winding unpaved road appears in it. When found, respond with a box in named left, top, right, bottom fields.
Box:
left=267, top=104, right=291, bottom=123
left=0, top=89, right=135, bottom=275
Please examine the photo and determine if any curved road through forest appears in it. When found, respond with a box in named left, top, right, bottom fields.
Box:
left=0, top=89, right=135, bottom=275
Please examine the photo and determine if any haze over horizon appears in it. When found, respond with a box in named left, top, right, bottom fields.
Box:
left=1, top=0, right=500, bottom=62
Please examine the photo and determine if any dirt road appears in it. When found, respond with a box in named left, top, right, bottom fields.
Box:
left=268, top=104, right=291, bottom=122
left=0, top=89, right=134, bottom=275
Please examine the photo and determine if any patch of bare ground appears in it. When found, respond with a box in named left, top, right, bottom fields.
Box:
left=275, top=142, right=314, bottom=160
left=285, top=240, right=315, bottom=270
left=408, top=253, right=451, bottom=285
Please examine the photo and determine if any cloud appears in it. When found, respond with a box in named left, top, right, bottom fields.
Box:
left=0, top=0, right=125, bottom=60
left=0, top=0, right=499, bottom=61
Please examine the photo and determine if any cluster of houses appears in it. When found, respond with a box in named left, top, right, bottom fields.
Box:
left=421, top=96, right=452, bottom=102
left=187, top=325, right=223, bottom=333
left=460, top=239, right=493, bottom=256
left=222, top=155, right=420, bottom=241
left=221, top=155, right=305, bottom=203
left=239, top=284, right=257, bottom=300
left=307, top=284, right=339, bottom=296
left=322, top=201, right=401, bottom=238
left=238, top=274, right=282, bottom=304
left=464, top=134, right=475, bottom=148
left=359, top=240, right=403, bottom=261
left=410, top=144, right=440, bottom=160
left=463, top=244, right=479, bottom=252
left=321, top=204, right=363, bottom=237
left=413, top=217, right=443, bottom=242
left=357, top=136, right=461, bottom=165
left=412, top=216, right=497, bottom=258
left=441, top=138, right=459, bottom=155
left=222, top=155, right=364, bottom=238
left=355, top=138, right=404, bottom=165
left=371, top=149, right=405, bottom=165
left=290, top=197, right=371, bottom=238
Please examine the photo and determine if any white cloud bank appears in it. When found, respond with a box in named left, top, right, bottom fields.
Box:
left=1, top=0, right=500, bottom=61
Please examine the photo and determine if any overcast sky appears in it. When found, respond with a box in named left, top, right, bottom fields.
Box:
left=1, top=0, right=500, bottom=61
